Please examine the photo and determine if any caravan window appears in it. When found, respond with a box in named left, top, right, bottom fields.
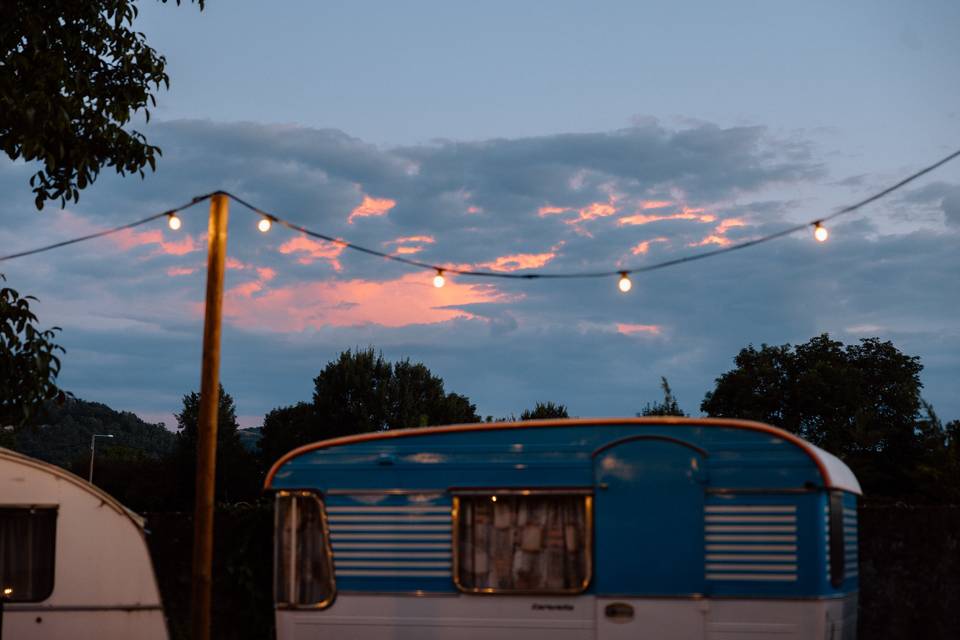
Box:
left=0, top=507, right=57, bottom=602
left=454, top=493, right=591, bottom=593
left=828, top=491, right=846, bottom=587
left=274, top=492, right=334, bottom=608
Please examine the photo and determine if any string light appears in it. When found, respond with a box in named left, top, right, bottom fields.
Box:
left=167, top=213, right=182, bottom=231
left=814, top=221, right=829, bottom=243
left=433, top=269, right=445, bottom=288
left=257, top=217, right=272, bottom=233
left=618, top=272, right=632, bottom=293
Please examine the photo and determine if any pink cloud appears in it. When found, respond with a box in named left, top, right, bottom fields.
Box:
left=223, top=272, right=514, bottom=331
left=347, top=195, right=396, bottom=224
left=257, top=267, right=276, bottom=281
left=639, top=200, right=674, bottom=210
left=616, top=323, right=663, bottom=336
left=618, top=205, right=716, bottom=227
left=385, top=235, right=435, bottom=246
left=395, top=246, right=424, bottom=255
left=688, top=234, right=731, bottom=247
left=278, top=235, right=346, bottom=270
left=158, top=235, right=198, bottom=256
left=167, top=267, right=196, bottom=277
left=479, top=251, right=557, bottom=272
left=112, top=228, right=163, bottom=250
left=467, top=206, right=483, bottom=214
left=226, top=257, right=246, bottom=270
left=715, top=218, right=747, bottom=234
left=573, top=201, right=618, bottom=223
left=630, top=237, right=669, bottom=255
left=538, top=205, right=571, bottom=217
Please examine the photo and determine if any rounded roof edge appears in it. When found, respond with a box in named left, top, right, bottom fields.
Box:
left=264, top=417, right=863, bottom=496
left=0, top=447, right=147, bottom=527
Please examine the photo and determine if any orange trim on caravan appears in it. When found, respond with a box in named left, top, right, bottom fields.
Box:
left=263, top=417, right=839, bottom=492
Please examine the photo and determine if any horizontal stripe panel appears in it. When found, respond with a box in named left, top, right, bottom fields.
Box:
left=333, top=551, right=451, bottom=559
left=706, top=573, right=796, bottom=582
left=706, top=554, right=796, bottom=562
left=337, top=569, right=452, bottom=577
left=705, top=525, right=796, bottom=533
left=328, top=515, right=450, bottom=523
left=331, top=542, right=451, bottom=550
left=706, top=563, right=797, bottom=572
left=331, top=533, right=450, bottom=541
left=705, top=515, right=796, bottom=523
left=705, top=505, right=796, bottom=513
left=328, top=524, right=450, bottom=531
left=705, top=544, right=797, bottom=552
left=336, top=560, right=451, bottom=568
left=705, top=535, right=796, bottom=542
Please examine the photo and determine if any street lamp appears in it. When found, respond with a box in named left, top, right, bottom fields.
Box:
left=88, top=434, right=114, bottom=484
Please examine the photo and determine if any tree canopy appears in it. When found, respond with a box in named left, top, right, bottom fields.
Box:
left=259, top=348, right=480, bottom=465
left=520, top=401, right=569, bottom=420
left=0, top=0, right=202, bottom=208
left=0, top=275, right=65, bottom=429
left=701, top=334, right=955, bottom=500
left=639, top=377, right=685, bottom=417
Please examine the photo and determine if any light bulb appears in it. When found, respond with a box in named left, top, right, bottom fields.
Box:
left=814, top=222, right=828, bottom=243
left=433, top=271, right=445, bottom=288
left=258, top=217, right=272, bottom=233
left=167, top=214, right=182, bottom=231
left=618, top=273, right=632, bottom=293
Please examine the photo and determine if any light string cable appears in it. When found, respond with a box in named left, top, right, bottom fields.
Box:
left=0, top=193, right=216, bottom=262
left=227, top=146, right=960, bottom=280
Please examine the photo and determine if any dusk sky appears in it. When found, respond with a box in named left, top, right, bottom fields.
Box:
left=1, top=0, right=958, bottom=429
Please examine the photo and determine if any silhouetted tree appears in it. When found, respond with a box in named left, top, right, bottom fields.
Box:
left=258, top=402, right=316, bottom=469
left=170, top=384, right=259, bottom=506
left=701, top=334, right=952, bottom=501
left=639, top=377, right=685, bottom=417
left=1, top=0, right=204, bottom=208
left=520, top=402, right=569, bottom=420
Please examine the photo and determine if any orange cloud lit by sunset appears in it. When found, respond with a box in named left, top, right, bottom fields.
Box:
left=630, top=237, right=669, bottom=255
left=616, top=323, right=663, bottom=336
left=618, top=206, right=715, bottom=227
left=278, top=235, right=346, bottom=269
left=347, top=195, right=397, bottom=224
left=222, top=272, right=514, bottom=332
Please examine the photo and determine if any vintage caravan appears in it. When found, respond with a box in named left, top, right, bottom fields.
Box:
left=0, top=448, right=167, bottom=639
left=265, top=418, right=860, bottom=640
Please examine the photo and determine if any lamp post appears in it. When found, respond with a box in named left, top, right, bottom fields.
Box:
left=88, top=434, right=114, bottom=484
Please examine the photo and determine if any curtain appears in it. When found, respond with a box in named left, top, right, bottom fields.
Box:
left=457, top=495, right=588, bottom=592
left=274, top=493, right=332, bottom=605
left=0, top=508, right=57, bottom=602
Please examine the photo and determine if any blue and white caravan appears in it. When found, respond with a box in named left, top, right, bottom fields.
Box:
left=265, top=418, right=861, bottom=640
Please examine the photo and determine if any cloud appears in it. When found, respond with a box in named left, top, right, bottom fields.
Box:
left=616, top=323, right=663, bottom=336
left=348, top=194, right=397, bottom=224
left=278, top=235, right=346, bottom=269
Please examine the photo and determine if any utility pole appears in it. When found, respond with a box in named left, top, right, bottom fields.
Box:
left=88, top=433, right=114, bottom=483
left=190, top=192, right=229, bottom=640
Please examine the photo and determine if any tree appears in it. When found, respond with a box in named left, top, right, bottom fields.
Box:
left=639, top=377, right=685, bottom=417
left=700, top=334, right=948, bottom=500
left=0, top=0, right=203, bottom=209
left=258, top=402, right=316, bottom=470
left=169, top=384, right=259, bottom=505
left=312, top=348, right=481, bottom=439
left=520, top=402, right=569, bottom=420
left=1, top=275, right=65, bottom=431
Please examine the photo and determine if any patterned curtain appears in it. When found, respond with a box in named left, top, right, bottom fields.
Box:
left=457, top=495, right=588, bottom=592
left=0, top=508, right=57, bottom=602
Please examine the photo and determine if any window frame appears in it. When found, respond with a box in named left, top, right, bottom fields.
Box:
left=827, top=490, right=846, bottom=588
left=0, top=505, right=58, bottom=603
left=451, top=489, right=594, bottom=595
left=273, top=490, right=336, bottom=610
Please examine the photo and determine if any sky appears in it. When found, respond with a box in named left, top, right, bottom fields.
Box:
left=1, top=0, right=958, bottom=430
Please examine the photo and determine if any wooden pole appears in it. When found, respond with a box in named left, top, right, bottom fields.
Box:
left=190, top=193, right=229, bottom=640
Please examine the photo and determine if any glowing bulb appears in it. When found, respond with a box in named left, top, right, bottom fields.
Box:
left=618, top=272, right=632, bottom=293
left=814, top=222, right=828, bottom=243
left=2, top=587, right=11, bottom=596
left=167, top=214, right=182, bottom=231
left=433, top=271, right=445, bottom=288
left=491, top=496, right=497, bottom=503
left=258, top=217, right=272, bottom=233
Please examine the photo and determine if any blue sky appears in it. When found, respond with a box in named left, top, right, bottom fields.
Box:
left=1, top=0, right=958, bottom=429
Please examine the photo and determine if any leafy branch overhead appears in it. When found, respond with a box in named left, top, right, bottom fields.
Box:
left=0, top=275, right=65, bottom=427
left=0, top=0, right=203, bottom=209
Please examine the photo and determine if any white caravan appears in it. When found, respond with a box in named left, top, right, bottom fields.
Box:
left=0, top=448, right=167, bottom=639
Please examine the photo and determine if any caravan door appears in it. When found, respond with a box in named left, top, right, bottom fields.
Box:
left=592, top=436, right=707, bottom=640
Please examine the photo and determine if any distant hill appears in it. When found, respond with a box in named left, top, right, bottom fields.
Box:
left=237, top=427, right=262, bottom=453
left=14, top=397, right=175, bottom=468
